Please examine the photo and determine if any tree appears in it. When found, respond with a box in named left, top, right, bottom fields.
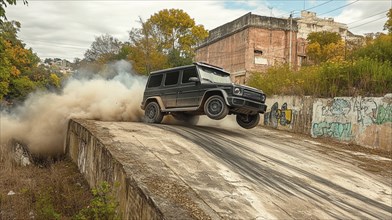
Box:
left=384, top=9, right=392, bottom=34
left=128, top=17, right=168, bottom=74
left=0, top=20, right=48, bottom=101
left=147, top=9, right=208, bottom=66
left=306, top=31, right=344, bottom=64
left=128, top=9, right=208, bottom=74
left=0, top=0, right=27, bottom=23
left=352, top=34, right=392, bottom=63
left=84, top=34, right=122, bottom=62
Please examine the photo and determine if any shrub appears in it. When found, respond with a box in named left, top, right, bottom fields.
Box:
left=74, top=181, right=119, bottom=220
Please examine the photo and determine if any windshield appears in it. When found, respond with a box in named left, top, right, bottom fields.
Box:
left=198, top=66, right=232, bottom=84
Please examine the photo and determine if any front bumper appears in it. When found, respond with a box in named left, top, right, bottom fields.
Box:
left=227, top=96, right=267, bottom=114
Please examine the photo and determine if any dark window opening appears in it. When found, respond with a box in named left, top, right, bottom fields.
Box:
left=147, top=74, right=163, bottom=88
left=165, top=71, right=180, bottom=86
left=182, top=67, right=198, bottom=83
left=254, top=49, right=263, bottom=55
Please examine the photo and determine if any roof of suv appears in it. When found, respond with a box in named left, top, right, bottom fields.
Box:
left=149, top=62, right=230, bottom=76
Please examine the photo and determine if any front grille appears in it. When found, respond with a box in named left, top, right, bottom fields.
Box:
left=243, top=90, right=262, bottom=101
left=246, top=101, right=261, bottom=109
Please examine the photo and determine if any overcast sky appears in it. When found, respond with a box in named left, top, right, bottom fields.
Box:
left=6, top=0, right=391, bottom=61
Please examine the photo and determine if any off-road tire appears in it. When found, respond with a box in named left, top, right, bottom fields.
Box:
left=145, top=101, right=164, bottom=123
left=236, top=114, right=260, bottom=129
left=204, top=95, right=229, bottom=120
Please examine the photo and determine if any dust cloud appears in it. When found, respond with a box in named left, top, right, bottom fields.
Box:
left=0, top=60, right=146, bottom=155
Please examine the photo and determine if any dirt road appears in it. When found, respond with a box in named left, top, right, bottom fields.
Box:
left=100, top=121, right=392, bottom=219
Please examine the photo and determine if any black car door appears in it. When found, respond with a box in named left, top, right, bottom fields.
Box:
left=177, top=67, right=203, bottom=107
left=162, top=71, right=180, bottom=108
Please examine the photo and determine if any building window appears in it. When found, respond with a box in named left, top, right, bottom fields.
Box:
left=254, top=49, right=268, bottom=65
left=254, top=49, right=263, bottom=55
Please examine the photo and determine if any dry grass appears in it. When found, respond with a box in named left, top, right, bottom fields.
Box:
left=0, top=144, right=93, bottom=219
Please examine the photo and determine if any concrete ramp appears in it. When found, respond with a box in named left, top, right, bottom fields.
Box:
left=66, top=119, right=219, bottom=219
left=66, top=119, right=392, bottom=219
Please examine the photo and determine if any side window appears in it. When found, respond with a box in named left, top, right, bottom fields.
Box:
left=182, top=67, right=198, bottom=83
left=164, top=71, right=179, bottom=86
left=147, top=74, right=163, bottom=88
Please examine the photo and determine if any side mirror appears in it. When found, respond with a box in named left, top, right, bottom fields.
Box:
left=188, top=77, right=200, bottom=83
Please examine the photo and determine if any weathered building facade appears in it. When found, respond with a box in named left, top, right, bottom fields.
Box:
left=195, top=13, right=298, bottom=84
left=295, top=10, right=348, bottom=40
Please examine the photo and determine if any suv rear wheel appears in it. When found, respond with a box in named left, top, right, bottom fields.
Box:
left=236, top=114, right=260, bottom=129
left=145, top=101, right=163, bottom=123
left=204, top=95, right=229, bottom=120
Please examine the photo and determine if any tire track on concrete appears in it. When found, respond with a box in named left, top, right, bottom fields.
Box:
left=158, top=124, right=392, bottom=219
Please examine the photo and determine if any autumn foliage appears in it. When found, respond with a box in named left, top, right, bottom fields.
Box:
left=0, top=21, right=62, bottom=101
left=248, top=33, right=392, bottom=97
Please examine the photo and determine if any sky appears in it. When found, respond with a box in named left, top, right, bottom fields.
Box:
left=5, top=0, right=392, bottom=61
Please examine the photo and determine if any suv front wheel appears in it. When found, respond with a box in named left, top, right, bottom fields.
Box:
left=236, top=114, right=260, bottom=129
left=145, top=101, right=164, bottom=123
left=204, top=95, right=229, bottom=120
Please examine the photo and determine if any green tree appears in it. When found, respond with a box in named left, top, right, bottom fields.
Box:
left=384, top=9, right=392, bottom=33
left=352, top=34, right=392, bottom=63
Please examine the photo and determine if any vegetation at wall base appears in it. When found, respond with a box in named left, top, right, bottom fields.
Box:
left=0, top=152, right=94, bottom=219
left=74, top=181, right=120, bottom=220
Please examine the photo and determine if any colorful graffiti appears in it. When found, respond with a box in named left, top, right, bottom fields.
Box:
left=376, top=105, right=392, bottom=125
left=322, top=98, right=351, bottom=117
left=264, top=102, right=293, bottom=128
left=312, top=122, right=352, bottom=141
left=312, top=96, right=391, bottom=148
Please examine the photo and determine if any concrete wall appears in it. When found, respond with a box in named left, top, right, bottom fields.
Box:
left=263, top=94, right=392, bottom=151
left=65, top=119, right=164, bottom=219
left=264, top=95, right=314, bottom=134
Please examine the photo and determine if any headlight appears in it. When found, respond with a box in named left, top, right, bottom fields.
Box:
left=261, top=94, right=266, bottom=102
left=233, top=87, right=243, bottom=95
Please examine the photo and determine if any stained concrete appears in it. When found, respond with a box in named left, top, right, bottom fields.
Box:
left=66, top=119, right=392, bottom=219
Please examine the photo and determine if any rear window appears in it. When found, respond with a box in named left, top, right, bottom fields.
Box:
left=165, top=71, right=180, bottom=86
left=182, top=67, right=198, bottom=83
left=147, top=74, right=163, bottom=88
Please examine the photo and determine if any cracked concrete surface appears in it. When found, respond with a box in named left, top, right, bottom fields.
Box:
left=77, top=120, right=392, bottom=219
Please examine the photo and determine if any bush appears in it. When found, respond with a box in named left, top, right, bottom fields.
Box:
left=247, top=58, right=392, bottom=97
left=74, top=181, right=119, bottom=220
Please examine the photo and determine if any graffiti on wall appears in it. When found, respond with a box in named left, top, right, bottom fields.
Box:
left=354, top=98, right=377, bottom=126
left=322, top=99, right=351, bottom=117
left=264, top=102, right=293, bottom=128
left=312, top=97, right=392, bottom=142
left=376, top=104, right=392, bottom=124
left=312, top=122, right=352, bottom=141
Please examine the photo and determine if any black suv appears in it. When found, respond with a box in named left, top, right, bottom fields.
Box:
left=141, top=62, right=267, bottom=129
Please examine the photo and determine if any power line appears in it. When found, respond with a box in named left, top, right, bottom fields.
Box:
left=347, top=10, right=389, bottom=25
left=350, top=16, right=387, bottom=30
left=279, top=0, right=334, bottom=17
left=318, top=0, right=359, bottom=16
left=306, top=0, right=334, bottom=11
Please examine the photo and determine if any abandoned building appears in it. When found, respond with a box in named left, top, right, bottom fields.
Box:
left=296, top=10, right=349, bottom=40
left=195, top=11, right=361, bottom=84
left=195, top=12, right=298, bottom=84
